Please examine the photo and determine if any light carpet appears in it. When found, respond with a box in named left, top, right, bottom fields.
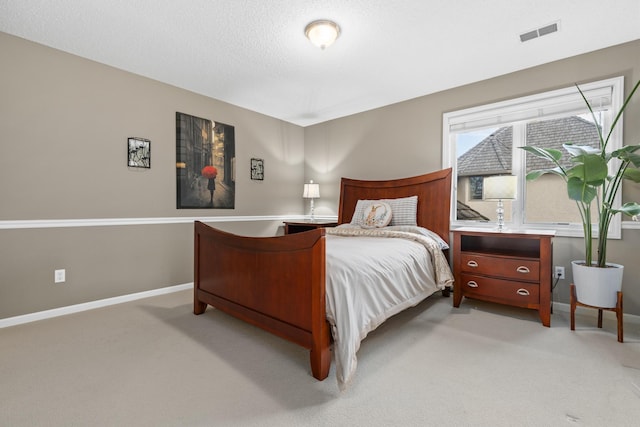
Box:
left=1, top=290, right=639, bottom=426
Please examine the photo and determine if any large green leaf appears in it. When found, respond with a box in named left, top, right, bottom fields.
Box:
left=623, top=168, right=640, bottom=183
left=525, top=167, right=564, bottom=180
left=629, top=153, right=640, bottom=167
left=566, top=154, right=608, bottom=185
left=612, top=144, right=640, bottom=154
left=612, top=202, right=640, bottom=217
left=612, top=144, right=640, bottom=162
left=563, top=143, right=600, bottom=157
left=521, top=146, right=563, bottom=163
left=567, top=177, right=598, bottom=203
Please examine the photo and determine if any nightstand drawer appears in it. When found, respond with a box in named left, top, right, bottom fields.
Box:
left=460, top=273, right=540, bottom=308
left=460, top=253, right=540, bottom=282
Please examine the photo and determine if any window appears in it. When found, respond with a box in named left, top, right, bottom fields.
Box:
left=442, top=77, right=624, bottom=237
left=468, top=176, right=484, bottom=200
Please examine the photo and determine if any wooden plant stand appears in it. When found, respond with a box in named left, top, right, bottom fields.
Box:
left=570, top=283, right=623, bottom=342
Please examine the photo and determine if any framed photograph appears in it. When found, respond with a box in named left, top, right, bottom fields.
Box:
left=128, top=137, right=150, bottom=168
left=176, top=112, right=236, bottom=209
left=251, top=158, right=264, bottom=180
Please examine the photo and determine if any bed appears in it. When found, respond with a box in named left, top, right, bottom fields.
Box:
left=193, top=168, right=453, bottom=388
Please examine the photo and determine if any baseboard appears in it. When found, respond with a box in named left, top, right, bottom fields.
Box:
left=4, top=289, right=638, bottom=329
left=0, top=283, right=193, bottom=329
left=553, top=301, right=640, bottom=325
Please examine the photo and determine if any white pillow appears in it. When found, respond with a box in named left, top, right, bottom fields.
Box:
left=361, top=202, right=392, bottom=228
left=350, top=196, right=418, bottom=226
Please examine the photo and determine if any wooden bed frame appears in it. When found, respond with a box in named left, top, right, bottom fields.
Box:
left=193, top=167, right=452, bottom=381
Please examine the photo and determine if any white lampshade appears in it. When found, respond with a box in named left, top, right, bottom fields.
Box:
left=483, top=175, right=517, bottom=200
left=305, top=20, right=340, bottom=49
left=303, top=180, right=320, bottom=199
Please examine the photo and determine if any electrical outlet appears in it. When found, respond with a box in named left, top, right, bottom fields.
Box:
left=54, top=269, right=66, bottom=283
left=554, top=266, right=565, bottom=279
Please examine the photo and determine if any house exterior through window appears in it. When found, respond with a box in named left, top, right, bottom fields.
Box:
left=442, top=77, right=625, bottom=237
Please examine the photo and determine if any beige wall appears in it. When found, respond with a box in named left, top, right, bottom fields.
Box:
left=0, top=32, right=305, bottom=319
left=2, top=30, right=640, bottom=320
left=305, top=39, right=640, bottom=316
left=458, top=175, right=585, bottom=223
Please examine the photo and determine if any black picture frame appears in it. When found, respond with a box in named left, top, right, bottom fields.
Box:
left=251, top=158, right=264, bottom=180
left=128, top=137, right=151, bottom=168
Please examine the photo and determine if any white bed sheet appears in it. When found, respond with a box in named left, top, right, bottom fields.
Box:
left=324, top=228, right=453, bottom=390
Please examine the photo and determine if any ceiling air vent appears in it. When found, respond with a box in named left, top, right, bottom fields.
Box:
left=520, top=21, right=559, bottom=42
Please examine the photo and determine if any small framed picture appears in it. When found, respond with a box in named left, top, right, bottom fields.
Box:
left=251, top=158, right=264, bottom=180
left=128, top=137, right=151, bottom=168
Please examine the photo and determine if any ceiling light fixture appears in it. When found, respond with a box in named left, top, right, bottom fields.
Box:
left=305, top=20, right=340, bottom=50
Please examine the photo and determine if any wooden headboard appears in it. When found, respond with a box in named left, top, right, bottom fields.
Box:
left=337, top=168, right=452, bottom=244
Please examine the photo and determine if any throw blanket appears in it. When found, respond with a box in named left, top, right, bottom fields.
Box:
left=326, top=227, right=454, bottom=290
left=323, top=227, right=454, bottom=389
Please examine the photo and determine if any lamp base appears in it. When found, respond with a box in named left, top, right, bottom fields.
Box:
left=496, top=199, right=505, bottom=231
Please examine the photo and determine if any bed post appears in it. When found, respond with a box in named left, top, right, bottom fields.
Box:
left=309, top=228, right=331, bottom=380
left=193, top=222, right=207, bottom=315
left=310, top=325, right=331, bottom=380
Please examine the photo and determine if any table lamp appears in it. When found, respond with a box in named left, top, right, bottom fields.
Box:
left=303, top=180, right=320, bottom=222
left=483, top=175, right=517, bottom=231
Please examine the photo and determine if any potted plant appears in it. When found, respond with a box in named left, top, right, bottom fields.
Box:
left=522, top=79, right=640, bottom=307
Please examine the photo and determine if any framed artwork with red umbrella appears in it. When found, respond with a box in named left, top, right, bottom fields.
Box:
left=176, top=112, right=236, bottom=209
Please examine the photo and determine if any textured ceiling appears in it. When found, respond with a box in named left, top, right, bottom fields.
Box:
left=1, top=0, right=639, bottom=126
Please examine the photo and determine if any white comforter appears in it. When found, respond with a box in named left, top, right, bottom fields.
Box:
left=324, top=226, right=454, bottom=390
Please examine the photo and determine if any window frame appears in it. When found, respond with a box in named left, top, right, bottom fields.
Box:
left=442, top=76, right=625, bottom=238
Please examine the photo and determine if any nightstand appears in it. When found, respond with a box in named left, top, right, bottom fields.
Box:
left=452, top=227, right=555, bottom=327
left=283, top=221, right=338, bottom=235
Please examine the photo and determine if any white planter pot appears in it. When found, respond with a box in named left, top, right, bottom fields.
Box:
left=571, top=260, right=624, bottom=308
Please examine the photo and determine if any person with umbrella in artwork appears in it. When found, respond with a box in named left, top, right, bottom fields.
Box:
left=201, top=165, right=218, bottom=206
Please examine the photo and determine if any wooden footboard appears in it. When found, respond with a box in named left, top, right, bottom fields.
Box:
left=193, top=168, right=453, bottom=383
left=193, top=221, right=331, bottom=380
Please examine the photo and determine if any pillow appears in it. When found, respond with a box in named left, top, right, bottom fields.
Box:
left=387, top=195, right=418, bottom=226
left=361, top=202, right=392, bottom=228
left=350, top=195, right=418, bottom=226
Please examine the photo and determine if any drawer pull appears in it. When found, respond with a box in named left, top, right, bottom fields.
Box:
left=516, top=288, right=530, bottom=296
left=466, top=260, right=479, bottom=268
left=516, top=266, right=530, bottom=274
left=466, top=281, right=479, bottom=288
